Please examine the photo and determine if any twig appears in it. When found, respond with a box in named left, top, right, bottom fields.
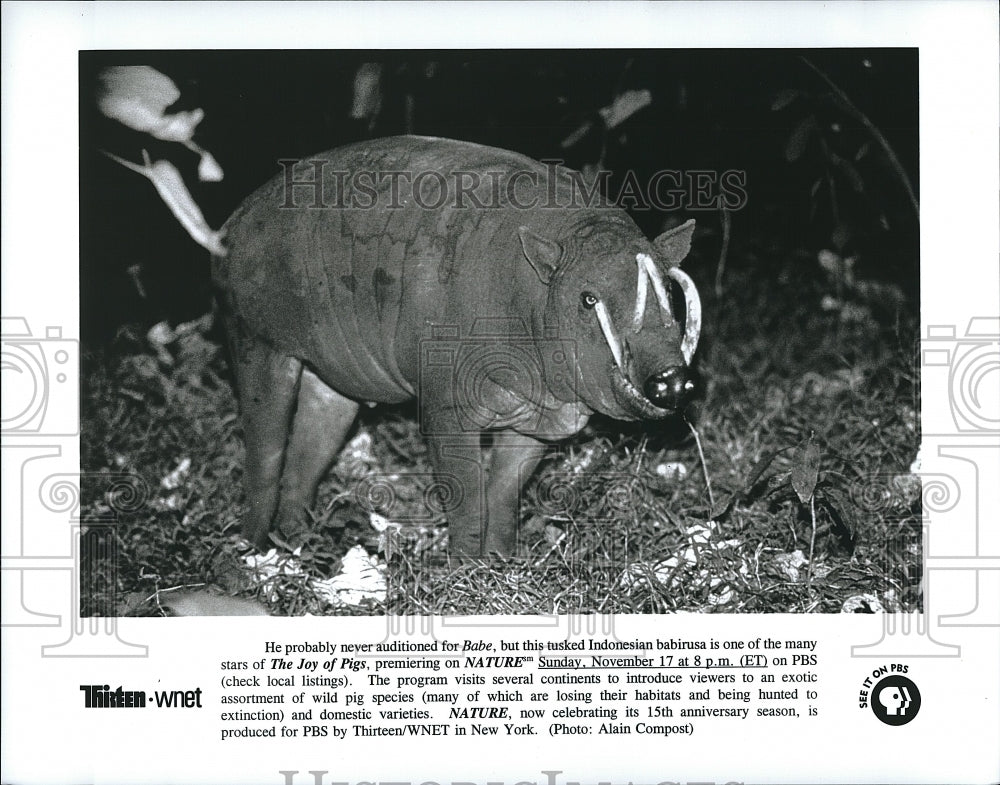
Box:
left=800, top=56, right=919, bottom=217
left=714, top=208, right=732, bottom=297
left=685, top=417, right=715, bottom=511
left=807, top=495, right=817, bottom=587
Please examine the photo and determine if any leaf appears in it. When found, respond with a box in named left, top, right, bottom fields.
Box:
left=98, top=66, right=179, bottom=126
left=791, top=437, right=821, bottom=504
left=763, top=470, right=792, bottom=496
left=745, top=447, right=790, bottom=489
left=97, top=66, right=204, bottom=143
left=808, top=178, right=823, bottom=223
left=834, top=157, right=866, bottom=192
left=135, top=153, right=226, bottom=256
left=160, top=457, right=192, bottom=490
left=710, top=495, right=737, bottom=521
left=149, top=108, right=204, bottom=143
left=118, top=591, right=150, bottom=616
left=710, top=448, right=790, bottom=519
left=311, top=545, right=386, bottom=607
left=349, top=62, right=383, bottom=122
left=197, top=150, right=224, bottom=183
left=831, top=222, right=854, bottom=252
left=817, top=248, right=842, bottom=275
left=819, top=487, right=858, bottom=547
left=160, top=590, right=269, bottom=616
left=771, top=89, right=800, bottom=112
left=102, top=147, right=227, bottom=256
left=560, top=120, right=596, bottom=149
left=842, top=594, right=883, bottom=613
left=598, top=89, right=652, bottom=129
left=785, top=115, right=817, bottom=162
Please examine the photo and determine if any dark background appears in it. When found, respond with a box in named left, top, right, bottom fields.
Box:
left=80, top=49, right=919, bottom=344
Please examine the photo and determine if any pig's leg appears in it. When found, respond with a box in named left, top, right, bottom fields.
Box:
left=275, top=367, right=360, bottom=539
left=425, top=434, right=487, bottom=560
left=230, top=336, right=303, bottom=547
left=485, top=431, right=547, bottom=556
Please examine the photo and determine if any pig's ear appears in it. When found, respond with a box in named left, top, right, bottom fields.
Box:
left=653, top=219, right=696, bottom=267
left=518, top=226, right=563, bottom=284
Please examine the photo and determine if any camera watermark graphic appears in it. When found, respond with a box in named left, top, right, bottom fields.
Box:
left=418, top=320, right=578, bottom=439
left=527, top=465, right=643, bottom=576
left=355, top=447, right=643, bottom=639
left=355, top=472, right=465, bottom=524
left=923, top=317, right=1000, bottom=434
left=851, top=317, right=1000, bottom=659
left=1, top=317, right=79, bottom=435
left=1, top=459, right=150, bottom=656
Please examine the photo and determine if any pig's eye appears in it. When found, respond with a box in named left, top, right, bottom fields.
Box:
left=580, top=291, right=598, bottom=309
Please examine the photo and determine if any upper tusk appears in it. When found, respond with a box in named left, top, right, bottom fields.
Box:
left=637, top=253, right=675, bottom=328
left=594, top=300, right=625, bottom=371
left=666, top=267, right=701, bottom=365
left=632, top=255, right=649, bottom=332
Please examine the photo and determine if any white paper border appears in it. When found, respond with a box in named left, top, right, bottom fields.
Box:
left=2, top=3, right=998, bottom=784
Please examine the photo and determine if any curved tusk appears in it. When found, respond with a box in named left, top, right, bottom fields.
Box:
left=593, top=300, right=624, bottom=371
left=632, top=255, right=649, bottom=332
left=637, top=253, right=675, bottom=328
left=666, top=267, right=701, bottom=365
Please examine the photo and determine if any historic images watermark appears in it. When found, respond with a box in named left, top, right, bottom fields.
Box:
left=279, top=160, right=749, bottom=213
left=276, top=771, right=745, bottom=785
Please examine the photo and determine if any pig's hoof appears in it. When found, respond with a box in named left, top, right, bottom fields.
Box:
left=274, top=514, right=315, bottom=547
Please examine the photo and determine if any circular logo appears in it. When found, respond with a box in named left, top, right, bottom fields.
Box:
left=871, top=675, right=921, bottom=726
left=1, top=344, right=48, bottom=431
left=454, top=344, right=541, bottom=428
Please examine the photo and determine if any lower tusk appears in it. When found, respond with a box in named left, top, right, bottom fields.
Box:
left=594, top=300, right=625, bottom=371
left=637, top=253, right=674, bottom=327
left=666, top=267, right=702, bottom=364
left=632, top=255, right=649, bottom=332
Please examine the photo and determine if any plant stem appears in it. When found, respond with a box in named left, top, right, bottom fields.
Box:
left=686, top=417, right=715, bottom=511
left=807, top=495, right=817, bottom=587
left=800, top=56, right=919, bottom=218
left=714, top=208, right=731, bottom=298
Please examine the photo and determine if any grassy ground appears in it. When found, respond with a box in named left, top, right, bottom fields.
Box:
left=80, top=230, right=921, bottom=616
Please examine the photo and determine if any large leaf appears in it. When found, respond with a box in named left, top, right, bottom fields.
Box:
left=97, top=65, right=224, bottom=184
left=98, top=66, right=202, bottom=142
left=785, top=115, right=817, bottom=162
left=771, top=89, right=801, bottom=111
left=160, top=590, right=269, bottom=616
left=104, top=151, right=227, bottom=256
left=349, top=62, right=383, bottom=123
left=711, top=447, right=790, bottom=519
left=834, top=155, right=866, bottom=192
left=791, top=436, right=821, bottom=504
left=819, top=486, right=858, bottom=547
left=599, top=89, right=653, bottom=129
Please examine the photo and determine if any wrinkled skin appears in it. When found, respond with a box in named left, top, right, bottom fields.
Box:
left=213, top=136, right=701, bottom=559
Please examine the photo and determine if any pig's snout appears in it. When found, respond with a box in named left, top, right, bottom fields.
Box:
left=643, top=366, right=696, bottom=411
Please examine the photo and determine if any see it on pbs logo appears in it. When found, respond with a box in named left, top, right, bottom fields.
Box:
left=858, top=663, right=921, bottom=726
left=1, top=317, right=79, bottom=436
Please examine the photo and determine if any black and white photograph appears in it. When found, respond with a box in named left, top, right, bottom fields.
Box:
left=79, top=48, right=922, bottom=617
left=2, top=4, right=998, bottom=785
